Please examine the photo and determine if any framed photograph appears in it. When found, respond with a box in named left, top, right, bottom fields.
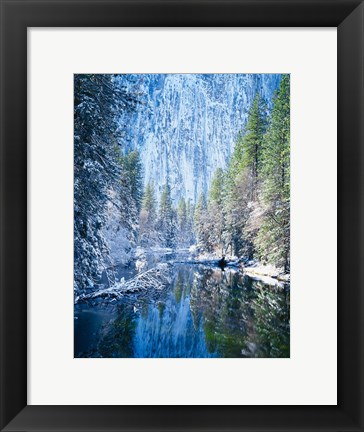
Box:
left=73, top=72, right=291, bottom=360
left=1, top=0, right=363, bottom=431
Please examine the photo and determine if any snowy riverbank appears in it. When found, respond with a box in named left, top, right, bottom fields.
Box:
left=190, top=247, right=290, bottom=287
left=243, top=261, right=290, bottom=286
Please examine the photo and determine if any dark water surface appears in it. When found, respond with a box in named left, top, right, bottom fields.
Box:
left=74, top=256, right=290, bottom=358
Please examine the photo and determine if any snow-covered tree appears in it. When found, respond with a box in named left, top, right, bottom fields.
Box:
left=225, top=168, right=256, bottom=258
left=222, top=92, right=267, bottom=258
left=177, top=198, right=195, bottom=247
left=74, top=74, right=137, bottom=292
left=185, top=199, right=195, bottom=245
left=120, top=149, right=144, bottom=212
left=255, top=75, right=290, bottom=270
left=139, top=182, right=159, bottom=247
left=228, top=93, right=267, bottom=197
left=102, top=150, right=142, bottom=271
left=157, top=182, right=177, bottom=248
left=194, top=192, right=207, bottom=244
left=206, top=168, right=226, bottom=254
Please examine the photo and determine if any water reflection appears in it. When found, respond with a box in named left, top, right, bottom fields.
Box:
left=74, top=264, right=290, bottom=358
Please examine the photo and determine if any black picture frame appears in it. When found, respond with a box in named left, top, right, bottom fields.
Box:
left=1, top=0, right=363, bottom=431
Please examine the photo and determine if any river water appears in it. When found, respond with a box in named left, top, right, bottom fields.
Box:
left=74, top=253, right=290, bottom=358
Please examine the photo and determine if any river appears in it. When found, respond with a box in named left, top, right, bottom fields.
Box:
left=74, top=252, right=290, bottom=358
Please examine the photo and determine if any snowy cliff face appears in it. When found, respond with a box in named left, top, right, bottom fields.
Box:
left=119, top=74, right=281, bottom=204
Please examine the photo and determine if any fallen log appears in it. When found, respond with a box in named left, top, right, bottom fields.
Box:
left=75, top=263, right=172, bottom=304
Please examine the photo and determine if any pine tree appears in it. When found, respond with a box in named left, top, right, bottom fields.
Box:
left=193, top=170, right=228, bottom=254
left=139, top=182, right=158, bottom=247
left=177, top=198, right=187, bottom=227
left=142, top=182, right=157, bottom=217
left=256, top=75, right=290, bottom=270
left=186, top=199, right=195, bottom=245
left=157, top=182, right=177, bottom=248
left=121, top=150, right=144, bottom=212
left=223, top=93, right=267, bottom=258
left=229, top=93, right=267, bottom=197
left=74, top=74, right=137, bottom=291
left=224, top=168, right=255, bottom=258
left=177, top=198, right=187, bottom=246
left=206, top=168, right=226, bottom=254
left=194, top=192, right=207, bottom=243
left=208, top=168, right=225, bottom=206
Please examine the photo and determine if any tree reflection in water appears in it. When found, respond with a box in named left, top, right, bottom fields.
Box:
left=75, top=264, right=290, bottom=358
left=190, top=268, right=290, bottom=357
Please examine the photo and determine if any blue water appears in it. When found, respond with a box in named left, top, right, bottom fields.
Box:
left=74, top=259, right=290, bottom=358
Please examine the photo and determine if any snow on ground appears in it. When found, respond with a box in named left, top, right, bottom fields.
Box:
left=243, top=261, right=290, bottom=286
